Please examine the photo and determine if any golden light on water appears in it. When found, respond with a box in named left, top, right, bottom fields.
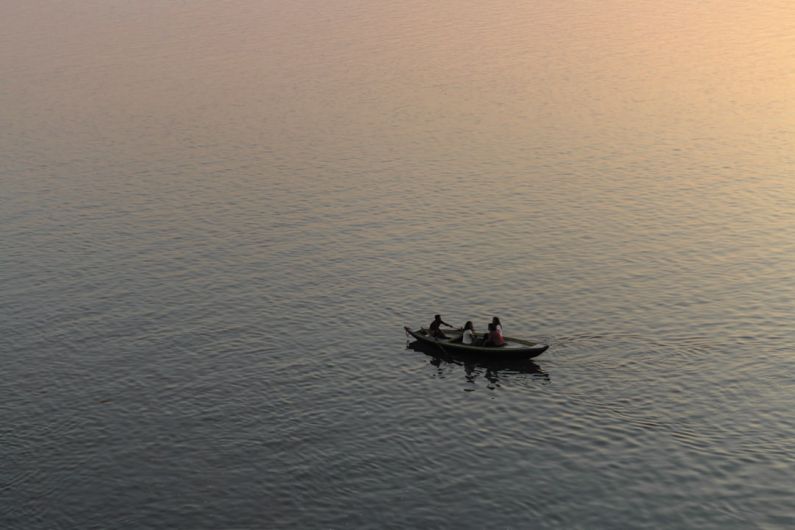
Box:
left=2, top=2, right=795, bottom=528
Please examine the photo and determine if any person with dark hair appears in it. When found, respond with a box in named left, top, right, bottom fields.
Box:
left=428, top=314, right=454, bottom=339
left=492, top=317, right=503, bottom=334
left=461, top=321, right=476, bottom=345
left=482, top=322, right=505, bottom=347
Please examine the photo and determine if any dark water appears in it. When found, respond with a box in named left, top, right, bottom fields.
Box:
left=2, top=1, right=794, bottom=528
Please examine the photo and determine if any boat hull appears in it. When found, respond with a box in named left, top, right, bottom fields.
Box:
left=404, top=327, right=548, bottom=359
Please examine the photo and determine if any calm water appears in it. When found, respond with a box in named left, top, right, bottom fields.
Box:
left=2, top=1, right=794, bottom=528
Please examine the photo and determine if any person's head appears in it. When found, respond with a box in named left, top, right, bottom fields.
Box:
left=488, top=323, right=496, bottom=331
left=434, top=314, right=442, bottom=322
left=464, top=321, right=473, bottom=331
left=492, top=317, right=501, bottom=326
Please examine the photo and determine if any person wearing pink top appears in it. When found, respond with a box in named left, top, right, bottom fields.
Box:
left=483, top=322, right=505, bottom=347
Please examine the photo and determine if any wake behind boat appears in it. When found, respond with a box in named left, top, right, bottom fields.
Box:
left=404, top=326, right=548, bottom=359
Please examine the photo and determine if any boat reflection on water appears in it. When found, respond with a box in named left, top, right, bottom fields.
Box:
left=407, top=339, right=550, bottom=386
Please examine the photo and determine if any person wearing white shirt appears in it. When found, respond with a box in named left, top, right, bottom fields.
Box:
left=462, top=321, right=476, bottom=345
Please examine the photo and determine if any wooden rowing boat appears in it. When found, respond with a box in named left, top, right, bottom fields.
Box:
left=404, top=326, right=548, bottom=359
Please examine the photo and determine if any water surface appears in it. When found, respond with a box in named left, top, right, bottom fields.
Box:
left=2, top=1, right=794, bottom=528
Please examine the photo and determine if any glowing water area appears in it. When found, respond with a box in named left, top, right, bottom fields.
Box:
left=1, top=1, right=794, bottom=528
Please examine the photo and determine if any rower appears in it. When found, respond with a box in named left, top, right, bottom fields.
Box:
left=428, top=314, right=454, bottom=339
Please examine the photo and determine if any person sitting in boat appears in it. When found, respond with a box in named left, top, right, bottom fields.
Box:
left=492, top=317, right=503, bottom=334
left=461, top=321, right=476, bottom=345
left=428, top=314, right=454, bottom=338
left=482, top=322, right=505, bottom=347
